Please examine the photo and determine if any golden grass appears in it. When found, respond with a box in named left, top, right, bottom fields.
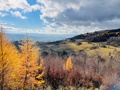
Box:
left=60, top=42, right=120, bottom=59
left=65, top=42, right=93, bottom=52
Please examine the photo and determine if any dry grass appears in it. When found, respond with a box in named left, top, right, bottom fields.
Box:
left=59, top=42, right=120, bottom=59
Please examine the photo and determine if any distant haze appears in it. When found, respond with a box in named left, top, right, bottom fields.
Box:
left=6, top=33, right=77, bottom=42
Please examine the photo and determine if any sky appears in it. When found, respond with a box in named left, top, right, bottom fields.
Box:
left=0, top=0, right=120, bottom=34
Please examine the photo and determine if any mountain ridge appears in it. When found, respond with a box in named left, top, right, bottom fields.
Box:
left=69, top=28, right=120, bottom=42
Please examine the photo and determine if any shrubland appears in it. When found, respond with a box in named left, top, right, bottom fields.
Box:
left=0, top=27, right=120, bottom=90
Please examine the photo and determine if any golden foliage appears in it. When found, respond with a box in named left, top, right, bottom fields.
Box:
left=19, top=37, right=44, bottom=89
left=36, top=59, right=45, bottom=86
left=66, top=57, right=73, bottom=71
left=0, top=27, right=21, bottom=90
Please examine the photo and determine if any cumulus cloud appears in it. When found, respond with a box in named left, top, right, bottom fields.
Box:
left=0, top=0, right=31, bottom=12
left=0, top=0, right=41, bottom=18
left=10, top=11, right=27, bottom=19
left=31, top=4, right=41, bottom=11
left=37, top=0, right=120, bottom=33
left=1, top=0, right=120, bottom=34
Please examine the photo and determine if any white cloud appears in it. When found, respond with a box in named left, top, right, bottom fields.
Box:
left=11, top=11, right=27, bottom=19
left=37, top=0, right=120, bottom=33
left=1, top=0, right=120, bottom=34
left=0, top=0, right=31, bottom=12
left=0, top=0, right=41, bottom=19
left=31, top=4, right=41, bottom=11
left=37, top=0, right=86, bottom=21
left=0, top=0, right=31, bottom=19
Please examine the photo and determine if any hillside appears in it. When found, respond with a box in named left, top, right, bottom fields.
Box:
left=28, top=28, right=120, bottom=59
left=11, top=28, right=120, bottom=90
left=69, top=28, right=120, bottom=42
left=13, top=28, right=120, bottom=59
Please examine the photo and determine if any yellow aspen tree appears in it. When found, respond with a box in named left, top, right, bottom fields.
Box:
left=66, top=57, right=73, bottom=71
left=0, top=27, right=21, bottom=90
left=20, top=35, right=44, bottom=90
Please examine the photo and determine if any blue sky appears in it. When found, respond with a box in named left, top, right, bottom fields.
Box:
left=0, top=0, right=120, bottom=34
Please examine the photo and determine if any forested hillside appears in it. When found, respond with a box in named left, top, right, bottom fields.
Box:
left=0, top=27, right=120, bottom=90
left=70, top=28, right=120, bottom=42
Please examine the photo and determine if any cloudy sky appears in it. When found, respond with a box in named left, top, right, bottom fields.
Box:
left=0, top=0, right=120, bottom=34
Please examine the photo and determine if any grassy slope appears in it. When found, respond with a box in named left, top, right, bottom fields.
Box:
left=57, top=42, right=120, bottom=59
left=36, top=28, right=120, bottom=59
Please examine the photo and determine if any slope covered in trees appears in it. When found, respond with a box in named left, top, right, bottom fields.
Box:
left=69, top=28, right=120, bottom=42
left=0, top=27, right=44, bottom=90
left=0, top=27, right=120, bottom=90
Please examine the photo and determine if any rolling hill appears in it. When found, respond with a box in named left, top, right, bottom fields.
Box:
left=14, top=28, right=120, bottom=59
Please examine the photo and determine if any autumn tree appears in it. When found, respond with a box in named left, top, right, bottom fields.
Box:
left=20, top=35, right=44, bottom=90
left=0, top=27, right=21, bottom=90
left=65, top=57, right=73, bottom=71
left=44, top=56, right=65, bottom=89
